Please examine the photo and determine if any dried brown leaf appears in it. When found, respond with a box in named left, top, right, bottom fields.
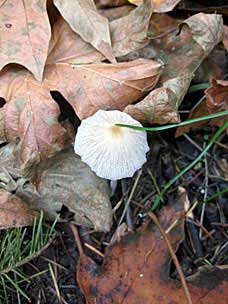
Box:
left=110, top=0, right=153, bottom=57
left=0, top=189, right=39, bottom=229
left=123, top=13, right=224, bottom=123
left=53, top=0, right=116, bottom=63
left=77, top=194, right=228, bottom=303
left=0, top=0, right=51, bottom=81
left=45, top=59, right=162, bottom=120
left=125, top=73, right=193, bottom=123
left=223, top=25, right=228, bottom=52
left=15, top=148, right=113, bottom=232
left=130, top=0, right=181, bottom=13
left=0, top=66, right=66, bottom=175
left=95, top=0, right=128, bottom=8
left=47, top=18, right=104, bottom=65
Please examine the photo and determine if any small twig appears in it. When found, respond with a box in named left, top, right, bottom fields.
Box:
left=118, top=170, right=142, bottom=226
left=132, top=201, right=192, bottom=304
left=84, top=243, right=104, bottom=258
left=121, top=179, right=134, bottom=230
left=199, top=143, right=209, bottom=239
left=183, top=134, right=210, bottom=156
left=69, top=224, right=83, bottom=256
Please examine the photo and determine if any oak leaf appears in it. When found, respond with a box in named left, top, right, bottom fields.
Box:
left=129, top=0, right=181, bottom=13
left=0, top=0, right=51, bottom=81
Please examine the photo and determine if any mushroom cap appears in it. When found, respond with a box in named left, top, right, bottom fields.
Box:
left=74, top=110, right=149, bottom=180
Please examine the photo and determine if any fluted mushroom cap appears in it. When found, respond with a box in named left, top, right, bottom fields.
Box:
left=74, top=110, right=149, bottom=180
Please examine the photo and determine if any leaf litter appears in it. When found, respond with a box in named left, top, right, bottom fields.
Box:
left=0, top=0, right=227, bottom=303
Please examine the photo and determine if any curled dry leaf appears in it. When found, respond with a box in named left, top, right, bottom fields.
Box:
left=14, top=148, right=113, bottom=232
left=123, top=13, right=224, bottom=124
left=95, top=0, right=128, bottom=8
left=110, top=0, right=153, bottom=57
left=53, top=0, right=116, bottom=63
left=46, top=58, right=162, bottom=120
left=0, top=189, right=39, bottom=229
left=223, top=25, right=228, bottom=51
left=99, top=5, right=134, bottom=21
left=0, top=66, right=66, bottom=176
left=176, top=79, right=228, bottom=137
left=129, top=0, right=181, bottom=13
left=47, top=18, right=104, bottom=65
left=0, top=0, right=51, bottom=81
left=125, top=73, right=193, bottom=123
left=77, top=194, right=228, bottom=303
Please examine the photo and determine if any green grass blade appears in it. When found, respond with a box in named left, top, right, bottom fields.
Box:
left=152, top=120, right=228, bottom=210
left=116, top=110, right=228, bottom=132
left=188, top=83, right=210, bottom=93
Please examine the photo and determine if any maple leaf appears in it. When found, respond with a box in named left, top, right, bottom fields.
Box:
left=0, top=0, right=51, bottom=81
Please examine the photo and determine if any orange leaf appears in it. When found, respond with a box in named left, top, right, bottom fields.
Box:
left=0, top=189, right=39, bottom=229
left=77, top=195, right=228, bottom=303
left=0, top=0, right=51, bottom=81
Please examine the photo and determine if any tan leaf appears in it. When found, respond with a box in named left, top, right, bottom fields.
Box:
left=47, top=18, right=104, bottom=65
left=110, top=0, right=153, bottom=57
left=129, top=0, right=181, bottom=13
left=125, top=73, right=193, bottom=124
left=99, top=5, right=134, bottom=21
left=0, top=189, right=39, bottom=229
left=15, top=148, right=113, bottom=232
left=184, top=13, right=224, bottom=55
left=0, top=0, right=51, bottom=81
left=95, top=0, right=128, bottom=8
left=223, top=25, right=228, bottom=51
left=45, top=59, right=162, bottom=120
left=53, top=0, right=116, bottom=63
left=0, top=66, right=66, bottom=175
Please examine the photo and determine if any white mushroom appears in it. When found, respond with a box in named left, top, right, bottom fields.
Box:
left=74, top=110, right=149, bottom=180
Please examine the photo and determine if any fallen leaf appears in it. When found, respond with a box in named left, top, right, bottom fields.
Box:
left=0, top=189, right=39, bottom=229
left=0, top=65, right=66, bottom=175
left=176, top=79, right=228, bottom=137
left=0, top=0, right=51, bottom=81
left=123, top=13, right=224, bottom=123
left=53, top=0, right=116, bottom=63
left=46, top=58, right=162, bottom=120
left=129, top=0, right=181, bottom=13
left=14, top=148, right=113, bottom=232
left=99, top=5, right=134, bottom=21
left=77, top=192, right=228, bottom=303
left=125, top=73, right=193, bottom=123
left=95, top=0, right=128, bottom=8
left=110, top=0, right=153, bottom=57
left=223, top=25, right=228, bottom=52
left=47, top=18, right=104, bottom=65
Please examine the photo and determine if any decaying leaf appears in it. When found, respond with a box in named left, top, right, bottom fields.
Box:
left=99, top=5, right=134, bottom=21
left=0, top=189, right=39, bottom=229
left=77, top=193, right=228, bottom=303
left=14, top=148, right=113, bottom=232
left=0, top=65, right=66, bottom=176
left=176, top=79, right=228, bottom=137
left=129, top=0, right=181, bottom=13
left=223, top=25, right=228, bottom=51
left=123, top=13, right=224, bottom=123
left=45, top=58, right=162, bottom=120
left=110, top=0, right=153, bottom=57
left=53, top=0, right=116, bottom=63
left=0, top=0, right=51, bottom=81
left=47, top=18, right=104, bottom=65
